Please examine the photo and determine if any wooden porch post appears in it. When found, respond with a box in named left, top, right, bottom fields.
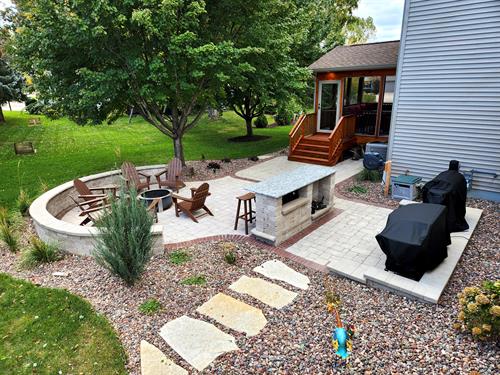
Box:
left=375, top=75, right=386, bottom=137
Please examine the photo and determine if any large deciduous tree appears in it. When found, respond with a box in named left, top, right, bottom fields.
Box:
left=0, top=57, right=25, bottom=123
left=211, top=0, right=308, bottom=138
left=6, top=0, right=253, bottom=163
left=293, top=0, right=376, bottom=67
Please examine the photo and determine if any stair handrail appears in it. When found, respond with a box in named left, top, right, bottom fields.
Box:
left=328, top=115, right=355, bottom=162
left=289, top=113, right=316, bottom=152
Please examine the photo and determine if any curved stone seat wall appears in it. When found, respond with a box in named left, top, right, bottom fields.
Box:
left=30, top=165, right=166, bottom=256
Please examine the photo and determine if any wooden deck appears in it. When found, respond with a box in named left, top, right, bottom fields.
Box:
left=288, top=113, right=388, bottom=166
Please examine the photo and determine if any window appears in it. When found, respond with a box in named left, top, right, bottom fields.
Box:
left=383, top=75, right=396, bottom=104
left=344, top=77, right=361, bottom=106
left=361, top=76, right=380, bottom=103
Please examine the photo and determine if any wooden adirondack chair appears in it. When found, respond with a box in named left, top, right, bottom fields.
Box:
left=172, top=183, right=213, bottom=223
left=73, top=178, right=117, bottom=201
left=121, top=161, right=151, bottom=191
left=155, top=157, right=186, bottom=192
left=70, top=195, right=110, bottom=226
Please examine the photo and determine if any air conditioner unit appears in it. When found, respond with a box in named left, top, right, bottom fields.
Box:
left=365, top=142, right=388, bottom=161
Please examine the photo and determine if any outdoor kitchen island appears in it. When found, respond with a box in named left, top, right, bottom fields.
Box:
left=246, top=165, right=336, bottom=246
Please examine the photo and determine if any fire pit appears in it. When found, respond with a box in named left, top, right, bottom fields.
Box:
left=139, top=188, right=172, bottom=212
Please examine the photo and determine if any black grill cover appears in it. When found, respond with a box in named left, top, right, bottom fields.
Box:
left=376, top=204, right=451, bottom=281
left=422, top=170, right=469, bottom=232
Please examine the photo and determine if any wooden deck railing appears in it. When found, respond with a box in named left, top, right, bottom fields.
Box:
left=289, top=113, right=316, bottom=152
left=328, top=115, right=356, bottom=162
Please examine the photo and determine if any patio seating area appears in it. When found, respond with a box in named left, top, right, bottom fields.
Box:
left=37, top=154, right=483, bottom=304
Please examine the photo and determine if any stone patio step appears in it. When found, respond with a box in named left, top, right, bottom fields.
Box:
left=229, top=275, right=298, bottom=309
left=253, top=259, right=310, bottom=290
left=196, top=293, right=267, bottom=337
left=140, top=340, right=187, bottom=375
left=159, top=315, right=238, bottom=372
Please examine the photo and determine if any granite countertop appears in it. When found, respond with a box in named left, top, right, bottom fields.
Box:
left=246, top=165, right=336, bottom=198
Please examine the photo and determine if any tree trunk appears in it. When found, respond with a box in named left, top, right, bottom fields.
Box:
left=0, top=107, right=4, bottom=123
left=245, top=117, right=253, bottom=137
left=173, top=136, right=186, bottom=166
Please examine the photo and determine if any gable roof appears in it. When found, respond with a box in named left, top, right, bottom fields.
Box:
left=308, top=40, right=400, bottom=72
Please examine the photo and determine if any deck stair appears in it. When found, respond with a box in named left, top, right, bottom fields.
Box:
left=288, top=114, right=356, bottom=166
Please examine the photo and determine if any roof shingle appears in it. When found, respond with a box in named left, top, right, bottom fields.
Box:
left=308, top=40, right=400, bottom=72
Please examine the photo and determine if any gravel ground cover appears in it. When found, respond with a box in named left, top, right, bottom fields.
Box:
left=1, top=212, right=498, bottom=374
left=336, top=175, right=400, bottom=208
left=180, top=148, right=288, bottom=183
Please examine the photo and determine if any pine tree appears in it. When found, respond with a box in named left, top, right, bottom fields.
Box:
left=0, top=58, right=25, bottom=123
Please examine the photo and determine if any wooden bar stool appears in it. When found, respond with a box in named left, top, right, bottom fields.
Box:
left=234, top=192, right=256, bottom=235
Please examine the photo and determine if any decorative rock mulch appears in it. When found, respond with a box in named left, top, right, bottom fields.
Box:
left=1, top=231, right=498, bottom=374
left=180, top=148, right=288, bottom=183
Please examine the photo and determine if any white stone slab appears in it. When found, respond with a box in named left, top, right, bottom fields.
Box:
left=196, top=293, right=267, bottom=337
left=140, top=340, right=187, bottom=375
left=253, top=260, right=310, bottom=290
left=229, top=276, right=298, bottom=309
left=159, top=316, right=238, bottom=371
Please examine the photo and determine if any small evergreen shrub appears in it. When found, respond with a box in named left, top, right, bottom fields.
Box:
left=17, top=189, right=31, bottom=216
left=348, top=185, right=368, bottom=195
left=139, top=299, right=162, bottom=315
left=454, top=281, right=499, bottom=341
left=254, top=115, right=268, bottom=128
left=0, top=222, right=19, bottom=252
left=224, top=251, right=236, bottom=265
left=169, top=250, right=191, bottom=265
left=20, top=237, right=60, bottom=268
left=275, top=108, right=293, bottom=126
left=181, top=275, right=206, bottom=286
left=93, top=187, right=154, bottom=286
left=357, top=168, right=382, bottom=182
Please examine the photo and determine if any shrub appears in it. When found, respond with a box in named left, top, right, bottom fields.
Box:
left=348, top=185, right=367, bottom=195
left=275, top=107, right=294, bottom=126
left=181, top=275, right=206, bottom=286
left=357, top=168, right=382, bottom=182
left=139, top=299, right=162, bottom=315
left=454, top=281, right=499, bottom=341
left=93, top=187, right=154, bottom=286
left=169, top=250, right=191, bottom=265
left=224, top=251, right=236, bottom=265
left=254, top=115, right=268, bottom=128
left=20, top=237, right=60, bottom=268
left=17, top=189, right=31, bottom=216
left=0, top=222, right=19, bottom=252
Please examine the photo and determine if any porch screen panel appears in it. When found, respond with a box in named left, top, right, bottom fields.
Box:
left=380, top=75, right=396, bottom=136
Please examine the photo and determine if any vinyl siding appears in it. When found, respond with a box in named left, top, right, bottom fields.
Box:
left=389, top=0, right=500, bottom=194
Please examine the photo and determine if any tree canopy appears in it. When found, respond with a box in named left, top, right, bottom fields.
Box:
left=7, top=0, right=255, bottom=161
left=0, top=57, right=25, bottom=122
left=4, top=0, right=375, bottom=157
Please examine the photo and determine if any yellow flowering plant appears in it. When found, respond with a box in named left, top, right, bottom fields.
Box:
left=455, top=280, right=499, bottom=340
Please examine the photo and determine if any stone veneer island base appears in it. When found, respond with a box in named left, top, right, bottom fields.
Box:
left=246, top=165, right=336, bottom=246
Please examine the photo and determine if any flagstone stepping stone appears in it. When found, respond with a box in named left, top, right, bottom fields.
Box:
left=229, top=275, right=298, bottom=309
left=253, top=259, right=310, bottom=290
left=140, top=340, right=187, bottom=375
left=159, top=316, right=238, bottom=372
left=196, top=293, right=267, bottom=337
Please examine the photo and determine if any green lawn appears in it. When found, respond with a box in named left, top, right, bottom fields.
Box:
left=0, top=273, right=127, bottom=374
left=0, top=111, right=291, bottom=208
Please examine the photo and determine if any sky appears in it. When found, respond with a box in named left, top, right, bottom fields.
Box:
left=354, top=0, right=405, bottom=42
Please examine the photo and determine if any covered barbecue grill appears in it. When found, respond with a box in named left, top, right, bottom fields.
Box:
left=376, top=203, right=451, bottom=281
left=422, top=160, right=469, bottom=232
